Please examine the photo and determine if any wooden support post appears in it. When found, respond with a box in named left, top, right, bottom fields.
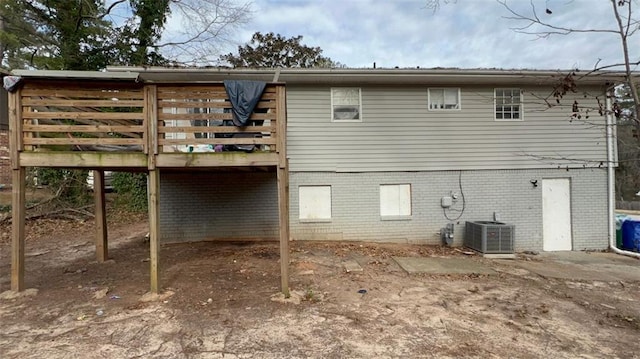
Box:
left=277, top=163, right=290, bottom=297
left=275, top=85, right=290, bottom=297
left=11, top=168, right=26, bottom=291
left=148, top=169, right=160, bottom=294
left=8, top=89, right=22, bottom=170
left=94, top=170, right=108, bottom=262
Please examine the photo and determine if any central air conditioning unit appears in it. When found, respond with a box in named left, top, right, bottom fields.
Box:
left=464, top=221, right=515, bottom=254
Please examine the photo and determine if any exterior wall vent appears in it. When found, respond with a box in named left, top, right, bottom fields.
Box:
left=464, top=221, right=515, bottom=254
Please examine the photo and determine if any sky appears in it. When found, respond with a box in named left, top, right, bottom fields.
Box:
left=106, top=0, right=638, bottom=71
left=222, top=0, right=635, bottom=70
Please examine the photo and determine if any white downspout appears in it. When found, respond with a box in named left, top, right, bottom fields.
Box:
left=606, top=88, right=640, bottom=258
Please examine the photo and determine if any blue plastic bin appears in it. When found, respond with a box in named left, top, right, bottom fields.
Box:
left=621, top=219, right=640, bottom=252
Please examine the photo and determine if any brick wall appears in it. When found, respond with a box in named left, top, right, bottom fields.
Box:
left=160, top=171, right=279, bottom=243
left=160, top=168, right=608, bottom=251
left=0, top=130, right=9, bottom=187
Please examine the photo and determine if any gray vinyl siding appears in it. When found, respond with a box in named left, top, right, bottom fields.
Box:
left=286, top=85, right=607, bottom=172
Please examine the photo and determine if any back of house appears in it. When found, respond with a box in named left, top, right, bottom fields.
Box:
left=153, top=67, right=615, bottom=252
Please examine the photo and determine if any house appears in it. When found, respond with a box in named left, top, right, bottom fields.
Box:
left=110, top=68, right=616, bottom=253
left=5, top=67, right=623, bottom=293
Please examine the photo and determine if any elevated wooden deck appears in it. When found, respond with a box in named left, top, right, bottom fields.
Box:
left=8, top=75, right=289, bottom=296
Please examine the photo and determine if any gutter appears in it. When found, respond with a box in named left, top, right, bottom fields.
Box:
left=606, top=88, right=640, bottom=258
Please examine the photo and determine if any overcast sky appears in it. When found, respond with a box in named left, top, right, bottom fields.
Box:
left=221, top=0, right=636, bottom=70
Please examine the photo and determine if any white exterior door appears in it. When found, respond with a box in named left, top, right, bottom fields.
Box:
left=542, top=178, right=572, bottom=251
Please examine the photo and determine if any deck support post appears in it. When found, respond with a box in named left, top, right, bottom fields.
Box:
left=148, top=169, right=161, bottom=293
left=275, top=84, right=290, bottom=297
left=11, top=168, right=26, bottom=291
left=93, top=170, right=108, bottom=262
left=277, top=164, right=290, bottom=297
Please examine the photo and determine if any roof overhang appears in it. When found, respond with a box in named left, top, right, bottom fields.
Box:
left=11, top=69, right=140, bottom=82
left=109, top=67, right=630, bottom=87
left=11, top=67, right=634, bottom=88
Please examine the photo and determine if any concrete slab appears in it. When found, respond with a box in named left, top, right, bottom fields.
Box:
left=343, top=259, right=363, bottom=273
left=502, top=252, right=640, bottom=282
left=393, top=257, right=496, bottom=275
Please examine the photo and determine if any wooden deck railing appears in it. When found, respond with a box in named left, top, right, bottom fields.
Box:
left=10, top=80, right=286, bottom=168
left=19, top=81, right=146, bottom=151
left=156, top=84, right=279, bottom=153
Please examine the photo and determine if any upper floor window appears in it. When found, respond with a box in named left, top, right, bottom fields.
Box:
left=331, top=88, right=361, bottom=121
left=495, top=88, right=522, bottom=121
left=428, top=88, right=460, bottom=110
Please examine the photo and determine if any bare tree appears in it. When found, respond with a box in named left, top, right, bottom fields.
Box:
left=498, top=0, right=640, bottom=126
left=104, top=0, right=252, bottom=66
left=156, top=0, right=252, bottom=65
left=499, top=0, right=640, bottom=199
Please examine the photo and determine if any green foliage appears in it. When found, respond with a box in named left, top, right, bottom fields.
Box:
left=111, top=172, right=148, bottom=212
left=220, top=32, right=343, bottom=68
left=1, top=0, right=116, bottom=70
left=32, top=168, right=91, bottom=206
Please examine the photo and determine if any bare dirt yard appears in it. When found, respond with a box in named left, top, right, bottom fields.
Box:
left=1, top=200, right=640, bottom=358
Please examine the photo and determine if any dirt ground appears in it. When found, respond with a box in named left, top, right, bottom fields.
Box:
left=1, top=202, right=640, bottom=358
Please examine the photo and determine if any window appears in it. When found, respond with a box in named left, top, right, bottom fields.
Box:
left=331, top=88, right=361, bottom=121
left=495, top=88, right=522, bottom=120
left=380, top=184, right=411, bottom=218
left=428, top=88, right=460, bottom=110
left=299, top=186, right=332, bottom=221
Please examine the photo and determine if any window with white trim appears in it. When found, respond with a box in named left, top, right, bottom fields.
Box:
left=380, top=184, right=411, bottom=217
left=495, top=88, right=522, bottom=120
left=331, top=87, right=361, bottom=121
left=428, top=88, right=460, bottom=110
left=299, top=186, right=332, bottom=221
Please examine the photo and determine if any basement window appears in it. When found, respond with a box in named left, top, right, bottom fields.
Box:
left=380, top=184, right=412, bottom=219
left=299, top=185, right=332, bottom=221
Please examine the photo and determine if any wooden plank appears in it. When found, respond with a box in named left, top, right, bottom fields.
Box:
left=23, top=124, right=145, bottom=133
left=276, top=85, right=288, bottom=168
left=11, top=168, right=26, bottom=292
left=19, top=152, right=148, bottom=168
left=158, top=88, right=276, bottom=101
left=146, top=85, right=158, bottom=163
left=94, top=170, right=108, bottom=262
left=156, top=152, right=278, bottom=167
left=277, top=162, right=290, bottom=297
left=21, top=98, right=144, bottom=107
left=158, top=126, right=273, bottom=134
left=21, top=89, right=143, bottom=99
left=22, top=111, right=143, bottom=120
left=159, top=137, right=276, bottom=146
left=8, top=91, right=19, bottom=169
left=157, top=102, right=275, bottom=110
left=24, top=137, right=144, bottom=146
left=148, top=170, right=160, bottom=294
left=158, top=112, right=276, bottom=121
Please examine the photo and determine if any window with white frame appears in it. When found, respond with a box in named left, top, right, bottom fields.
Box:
left=495, top=88, right=522, bottom=120
left=380, top=184, right=411, bottom=217
left=428, top=88, right=460, bottom=110
left=299, top=186, right=332, bottom=221
left=331, top=87, right=361, bottom=121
